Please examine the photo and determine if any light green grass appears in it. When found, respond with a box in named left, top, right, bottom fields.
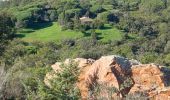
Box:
left=17, top=22, right=84, bottom=42
left=17, top=23, right=122, bottom=43
left=96, top=24, right=122, bottom=43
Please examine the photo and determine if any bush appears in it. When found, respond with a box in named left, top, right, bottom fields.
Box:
left=164, top=54, right=170, bottom=66
left=49, top=62, right=81, bottom=99
left=97, top=11, right=111, bottom=23
left=88, top=83, right=118, bottom=100
left=48, top=10, right=58, bottom=21
left=90, top=5, right=105, bottom=14
left=125, top=92, right=148, bottom=100
left=138, top=52, right=158, bottom=64
left=164, top=41, right=170, bottom=53
left=93, top=19, right=104, bottom=29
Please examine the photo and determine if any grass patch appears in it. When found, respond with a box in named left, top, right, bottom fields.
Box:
left=17, top=22, right=84, bottom=42
left=17, top=23, right=122, bottom=43
left=96, top=24, right=122, bottom=43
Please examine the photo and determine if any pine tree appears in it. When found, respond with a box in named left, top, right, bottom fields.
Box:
left=91, top=28, right=97, bottom=45
left=50, top=61, right=81, bottom=99
left=73, top=13, right=81, bottom=31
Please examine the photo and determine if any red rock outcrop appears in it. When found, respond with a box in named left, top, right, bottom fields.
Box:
left=154, top=88, right=170, bottom=100
left=44, top=55, right=170, bottom=100
left=130, top=64, right=165, bottom=93
left=83, top=55, right=133, bottom=98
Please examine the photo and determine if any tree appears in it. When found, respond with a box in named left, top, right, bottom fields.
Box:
left=139, top=52, right=158, bottom=64
left=139, top=26, right=158, bottom=38
left=161, top=0, right=167, bottom=8
left=0, top=12, right=15, bottom=40
left=97, top=11, right=111, bottom=23
left=48, top=10, right=58, bottom=21
left=79, top=0, right=91, bottom=9
left=158, top=23, right=168, bottom=34
left=0, top=12, right=15, bottom=55
left=139, top=0, right=164, bottom=13
left=49, top=62, right=81, bottom=99
left=73, top=13, right=81, bottom=30
left=93, top=19, right=104, bottom=29
left=104, top=0, right=117, bottom=6
left=97, top=11, right=118, bottom=23
left=164, top=54, right=170, bottom=66
left=164, top=41, right=170, bottom=53
left=91, top=29, right=97, bottom=45
left=58, top=10, right=69, bottom=29
left=85, top=10, right=90, bottom=17
left=90, top=5, right=105, bottom=14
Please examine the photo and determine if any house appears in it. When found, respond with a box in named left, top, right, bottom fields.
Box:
left=80, top=16, right=93, bottom=25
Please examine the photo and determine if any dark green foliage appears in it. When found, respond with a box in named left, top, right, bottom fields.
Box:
left=48, top=10, right=58, bottom=21
left=91, top=29, right=97, bottom=44
left=73, top=13, right=81, bottom=30
left=0, top=12, right=15, bottom=40
left=22, top=67, right=51, bottom=100
left=49, top=62, right=81, bottom=100
left=164, top=54, right=170, bottom=66
left=93, top=19, right=104, bottom=29
left=164, top=41, right=170, bottom=54
left=0, top=12, right=15, bottom=55
left=23, top=62, right=81, bottom=100
left=90, top=5, right=105, bottom=14
left=139, top=0, right=165, bottom=13
left=97, top=11, right=116, bottom=23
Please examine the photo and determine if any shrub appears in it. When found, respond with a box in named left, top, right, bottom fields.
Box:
left=164, top=41, right=170, bottom=54
left=138, top=52, right=158, bottom=64
left=164, top=54, right=170, bottom=66
left=49, top=62, right=81, bottom=99
left=88, top=83, right=118, bottom=100
left=90, top=5, right=105, bottom=14
left=125, top=92, right=148, bottom=100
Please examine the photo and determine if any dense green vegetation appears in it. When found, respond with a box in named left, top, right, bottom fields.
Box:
left=0, top=0, right=170, bottom=99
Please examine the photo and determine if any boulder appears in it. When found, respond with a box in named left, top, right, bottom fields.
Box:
left=44, top=55, right=170, bottom=100
left=130, top=64, right=165, bottom=94
left=84, top=55, right=134, bottom=98
left=154, top=88, right=170, bottom=100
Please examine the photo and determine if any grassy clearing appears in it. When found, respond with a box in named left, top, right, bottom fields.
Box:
left=17, top=23, right=122, bottom=43
left=17, top=22, right=84, bottom=42
left=96, top=24, right=122, bottom=43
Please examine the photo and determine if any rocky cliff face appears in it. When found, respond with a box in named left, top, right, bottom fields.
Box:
left=44, top=55, right=170, bottom=100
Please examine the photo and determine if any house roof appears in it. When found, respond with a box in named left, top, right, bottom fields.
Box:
left=80, top=17, right=93, bottom=23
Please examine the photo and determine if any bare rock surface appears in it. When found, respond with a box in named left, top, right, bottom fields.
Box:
left=44, top=55, right=170, bottom=100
